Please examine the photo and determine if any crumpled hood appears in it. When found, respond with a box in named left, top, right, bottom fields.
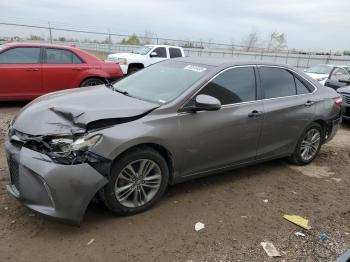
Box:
left=12, top=85, right=159, bottom=136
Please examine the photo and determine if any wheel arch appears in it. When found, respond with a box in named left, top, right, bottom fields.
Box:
left=110, top=142, right=175, bottom=184
left=128, top=63, right=144, bottom=70
left=79, top=76, right=107, bottom=87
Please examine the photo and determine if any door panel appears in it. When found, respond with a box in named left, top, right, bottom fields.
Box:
left=0, top=65, right=43, bottom=99
left=257, top=66, right=316, bottom=159
left=258, top=95, right=315, bottom=159
left=42, top=48, right=88, bottom=92
left=42, top=64, right=88, bottom=92
left=176, top=102, right=263, bottom=176
left=0, top=47, right=42, bottom=100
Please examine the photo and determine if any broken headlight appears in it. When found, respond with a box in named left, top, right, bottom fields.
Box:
left=49, top=134, right=102, bottom=157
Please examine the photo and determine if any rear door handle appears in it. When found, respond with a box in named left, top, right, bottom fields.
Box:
left=72, top=68, right=84, bottom=71
left=26, top=68, right=39, bottom=72
left=248, top=110, right=264, bottom=118
left=304, top=100, right=315, bottom=107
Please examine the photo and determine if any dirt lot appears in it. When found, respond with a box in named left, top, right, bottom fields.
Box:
left=0, top=103, right=349, bottom=262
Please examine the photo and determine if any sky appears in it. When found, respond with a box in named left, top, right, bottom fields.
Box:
left=0, top=0, right=349, bottom=51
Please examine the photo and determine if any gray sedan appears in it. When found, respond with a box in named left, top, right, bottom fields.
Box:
left=5, top=58, right=342, bottom=224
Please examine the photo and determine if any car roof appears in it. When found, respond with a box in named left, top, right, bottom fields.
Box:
left=173, top=57, right=297, bottom=69
left=145, top=44, right=183, bottom=49
left=2, top=42, right=79, bottom=50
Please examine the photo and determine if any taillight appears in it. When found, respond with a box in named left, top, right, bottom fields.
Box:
left=335, top=97, right=342, bottom=109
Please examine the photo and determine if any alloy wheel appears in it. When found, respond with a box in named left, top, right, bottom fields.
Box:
left=114, top=159, right=162, bottom=208
left=300, top=128, right=321, bottom=161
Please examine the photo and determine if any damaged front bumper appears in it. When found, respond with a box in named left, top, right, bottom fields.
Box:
left=5, top=136, right=109, bottom=224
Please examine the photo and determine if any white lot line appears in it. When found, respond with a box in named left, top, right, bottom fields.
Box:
left=288, top=163, right=335, bottom=179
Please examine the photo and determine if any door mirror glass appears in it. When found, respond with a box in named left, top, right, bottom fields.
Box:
left=183, top=94, right=221, bottom=112
left=150, top=52, right=158, bottom=58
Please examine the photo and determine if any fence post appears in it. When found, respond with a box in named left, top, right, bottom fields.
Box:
left=296, top=54, right=301, bottom=68
left=307, top=51, right=311, bottom=67
left=48, top=21, right=53, bottom=44
left=108, top=29, right=111, bottom=54
left=285, top=50, right=289, bottom=64
left=326, top=49, right=332, bottom=64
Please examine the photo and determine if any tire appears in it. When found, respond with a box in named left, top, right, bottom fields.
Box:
left=288, top=122, right=324, bottom=165
left=101, top=147, right=169, bottom=215
left=127, top=67, right=140, bottom=75
left=80, top=78, right=105, bottom=87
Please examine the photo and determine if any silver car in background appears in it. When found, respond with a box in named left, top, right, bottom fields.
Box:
left=5, top=58, right=342, bottom=224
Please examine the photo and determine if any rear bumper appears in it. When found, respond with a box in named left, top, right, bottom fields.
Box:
left=5, top=137, right=108, bottom=224
left=324, top=116, right=342, bottom=143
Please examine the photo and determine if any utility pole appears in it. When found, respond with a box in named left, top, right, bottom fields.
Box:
left=108, top=28, right=111, bottom=53
left=48, top=21, right=53, bottom=43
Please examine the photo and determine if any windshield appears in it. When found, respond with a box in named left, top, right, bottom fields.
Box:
left=305, top=65, right=332, bottom=74
left=113, top=61, right=209, bottom=104
left=134, top=46, right=153, bottom=55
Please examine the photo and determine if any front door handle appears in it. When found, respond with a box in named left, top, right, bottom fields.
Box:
left=72, top=68, right=84, bottom=71
left=248, top=110, right=264, bottom=118
left=26, top=68, right=39, bottom=71
left=304, top=100, right=315, bottom=107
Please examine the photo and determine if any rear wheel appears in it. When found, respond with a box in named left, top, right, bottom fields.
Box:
left=80, top=78, right=105, bottom=87
left=289, top=123, right=323, bottom=165
left=101, top=147, right=169, bottom=215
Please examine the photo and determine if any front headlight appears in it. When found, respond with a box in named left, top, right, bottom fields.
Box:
left=114, top=57, right=127, bottom=65
left=49, top=134, right=102, bottom=156
left=71, top=135, right=102, bottom=151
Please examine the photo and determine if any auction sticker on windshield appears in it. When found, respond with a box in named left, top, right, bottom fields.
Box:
left=184, top=65, right=207, bottom=73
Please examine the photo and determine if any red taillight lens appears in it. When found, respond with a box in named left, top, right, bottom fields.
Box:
left=335, top=97, right=342, bottom=109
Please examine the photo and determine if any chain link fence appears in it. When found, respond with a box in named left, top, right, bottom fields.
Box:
left=1, top=21, right=350, bottom=68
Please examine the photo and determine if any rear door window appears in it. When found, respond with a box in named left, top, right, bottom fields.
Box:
left=152, top=47, right=167, bottom=58
left=46, top=48, right=83, bottom=64
left=199, top=67, right=256, bottom=105
left=0, top=47, right=41, bottom=64
left=169, top=48, right=182, bottom=58
left=259, top=67, right=296, bottom=99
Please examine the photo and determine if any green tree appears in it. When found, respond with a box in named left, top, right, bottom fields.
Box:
left=267, top=32, right=287, bottom=50
left=120, top=34, right=141, bottom=45
left=28, top=35, right=44, bottom=41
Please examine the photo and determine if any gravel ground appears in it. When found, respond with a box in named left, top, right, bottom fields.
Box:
left=0, top=103, right=349, bottom=262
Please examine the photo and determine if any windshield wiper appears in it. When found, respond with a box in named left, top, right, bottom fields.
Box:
left=105, top=82, right=130, bottom=96
left=112, top=87, right=131, bottom=97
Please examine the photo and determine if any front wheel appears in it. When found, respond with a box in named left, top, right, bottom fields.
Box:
left=80, top=78, right=105, bottom=87
left=289, top=123, right=323, bottom=165
left=101, top=147, right=169, bottom=215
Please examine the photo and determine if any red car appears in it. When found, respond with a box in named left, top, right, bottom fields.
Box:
left=0, top=43, right=123, bottom=101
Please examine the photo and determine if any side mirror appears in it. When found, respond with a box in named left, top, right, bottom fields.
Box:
left=182, top=94, right=221, bottom=113
left=150, top=52, right=158, bottom=58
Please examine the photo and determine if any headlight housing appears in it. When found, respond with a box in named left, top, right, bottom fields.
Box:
left=49, top=134, right=102, bottom=156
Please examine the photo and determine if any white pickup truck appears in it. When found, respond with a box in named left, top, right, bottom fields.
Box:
left=107, top=45, right=185, bottom=75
